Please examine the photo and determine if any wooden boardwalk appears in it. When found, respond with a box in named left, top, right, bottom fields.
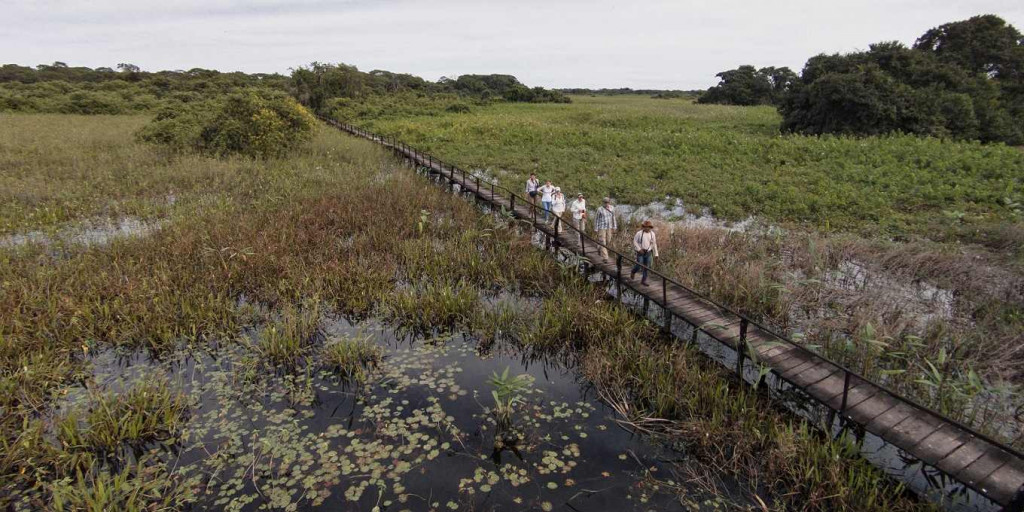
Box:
left=326, top=119, right=1024, bottom=510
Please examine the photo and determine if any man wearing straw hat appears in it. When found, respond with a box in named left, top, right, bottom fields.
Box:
left=593, top=197, right=617, bottom=262
left=631, top=219, right=659, bottom=285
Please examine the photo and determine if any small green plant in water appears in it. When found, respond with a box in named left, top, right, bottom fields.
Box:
left=488, top=367, right=533, bottom=430
left=322, top=334, right=382, bottom=383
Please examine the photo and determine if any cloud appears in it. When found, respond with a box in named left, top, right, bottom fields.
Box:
left=2, top=0, right=1022, bottom=89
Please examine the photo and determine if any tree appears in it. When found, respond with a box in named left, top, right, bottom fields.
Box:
left=117, top=63, right=140, bottom=73
left=780, top=16, right=1024, bottom=144
left=698, top=65, right=794, bottom=106
left=914, top=14, right=1023, bottom=78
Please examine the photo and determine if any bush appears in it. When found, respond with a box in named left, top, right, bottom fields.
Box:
left=137, top=91, right=316, bottom=158
left=445, top=102, right=471, bottom=113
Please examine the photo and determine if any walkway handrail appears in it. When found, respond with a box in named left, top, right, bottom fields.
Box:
left=318, top=115, right=1024, bottom=468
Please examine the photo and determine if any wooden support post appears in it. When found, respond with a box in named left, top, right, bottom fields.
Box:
left=510, top=193, right=515, bottom=213
left=1004, top=484, right=1024, bottom=512
left=736, top=319, right=749, bottom=378
left=839, top=371, right=852, bottom=417
left=616, top=255, right=623, bottom=303
left=662, top=279, right=671, bottom=333
left=643, top=296, right=650, bottom=316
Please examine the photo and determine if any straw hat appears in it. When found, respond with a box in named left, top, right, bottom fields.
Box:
left=642, top=220, right=654, bottom=228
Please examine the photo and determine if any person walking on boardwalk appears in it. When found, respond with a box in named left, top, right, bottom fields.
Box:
left=526, top=173, right=540, bottom=205
left=593, top=197, right=617, bottom=262
left=538, top=180, right=555, bottom=222
left=631, top=219, right=659, bottom=285
left=551, top=187, right=567, bottom=231
left=570, top=193, right=587, bottom=232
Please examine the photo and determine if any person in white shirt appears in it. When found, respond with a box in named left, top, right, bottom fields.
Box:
left=630, top=220, right=659, bottom=285
left=526, top=174, right=540, bottom=205
left=569, top=193, right=587, bottom=231
left=551, top=187, right=566, bottom=231
left=537, top=181, right=555, bottom=221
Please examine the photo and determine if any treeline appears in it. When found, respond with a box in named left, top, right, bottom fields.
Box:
left=290, top=62, right=569, bottom=117
left=0, top=63, right=288, bottom=114
left=699, top=15, right=1024, bottom=144
left=0, top=61, right=570, bottom=120
left=558, top=87, right=701, bottom=98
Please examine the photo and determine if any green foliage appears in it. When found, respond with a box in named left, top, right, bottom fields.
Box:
left=326, top=91, right=482, bottom=123
left=781, top=15, right=1024, bottom=144
left=488, top=367, right=534, bottom=429
left=290, top=62, right=569, bottom=114
left=356, top=95, right=1024, bottom=242
left=322, top=334, right=383, bottom=382
left=698, top=65, right=796, bottom=105
left=58, top=381, right=190, bottom=458
left=137, top=91, right=316, bottom=158
left=0, top=63, right=290, bottom=114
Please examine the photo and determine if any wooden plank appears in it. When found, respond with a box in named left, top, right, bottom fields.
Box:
left=957, top=449, right=1013, bottom=491
left=936, top=438, right=987, bottom=477
left=771, top=351, right=818, bottom=374
left=789, top=361, right=840, bottom=388
left=865, top=401, right=917, bottom=437
left=979, top=458, right=1024, bottom=505
left=909, top=424, right=975, bottom=466
left=775, top=354, right=821, bottom=376
left=804, top=371, right=847, bottom=403
left=844, top=391, right=900, bottom=426
left=880, top=412, right=946, bottom=454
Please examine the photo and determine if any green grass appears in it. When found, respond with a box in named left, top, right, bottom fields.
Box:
left=357, top=95, right=1024, bottom=244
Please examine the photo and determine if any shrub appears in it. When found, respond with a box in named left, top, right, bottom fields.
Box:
left=445, top=102, right=471, bottom=113
left=137, top=91, right=316, bottom=158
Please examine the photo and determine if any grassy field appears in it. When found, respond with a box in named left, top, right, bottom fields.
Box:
left=0, top=114, right=935, bottom=511
left=360, top=95, right=1024, bottom=247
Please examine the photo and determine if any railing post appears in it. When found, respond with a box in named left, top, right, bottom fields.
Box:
left=840, top=371, right=852, bottom=417
left=510, top=193, right=515, bottom=213
left=736, top=319, right=748, bottom=378
left=616, top=255, right=623, bottom=303
left=1005, top=484, right=1024, bottom=512
left=554, top=216, right=560, bottom=237
left=663, top=278, right=671, bottom=332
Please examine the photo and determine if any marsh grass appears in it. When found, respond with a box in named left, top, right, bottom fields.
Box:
left=255, top=302, right=322, bottom=366
left=0, top=114, right=941, bottom=511
left=57, top=380, right=190, bottom=460
left=322, top=333, right=382, bottom=383
left=50, top=459, right=186, bottom=512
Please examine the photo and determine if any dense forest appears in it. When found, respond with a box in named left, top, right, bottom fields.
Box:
left=700, top=15, right=1024, bottom=144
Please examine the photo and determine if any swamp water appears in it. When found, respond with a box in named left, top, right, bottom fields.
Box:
left=70, top=317, right=751, bottom=511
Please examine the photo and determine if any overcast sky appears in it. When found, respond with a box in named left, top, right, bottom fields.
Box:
left=3, top=0, right=1023, bottom=89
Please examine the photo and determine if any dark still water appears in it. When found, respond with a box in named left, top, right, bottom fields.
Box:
left=78, top=318, right=752, bottom=511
